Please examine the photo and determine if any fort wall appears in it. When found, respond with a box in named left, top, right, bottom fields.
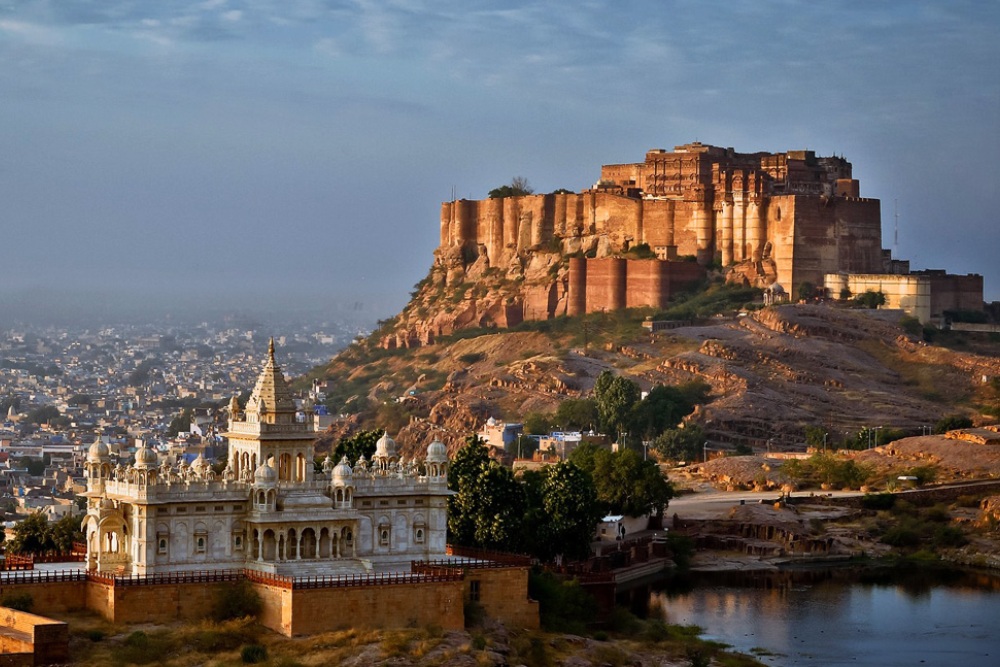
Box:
left=571, top=258, right=706, bottom=315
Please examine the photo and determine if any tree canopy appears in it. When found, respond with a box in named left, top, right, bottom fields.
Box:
left=488, top=176, right=534, bottom=199
left=447, top=435, right=601, bottom=561
left=8, top=513, right=84, bottom=555
left=570, top=444, right=673, bottom=518
left=332, top=429, right=381, bottom=464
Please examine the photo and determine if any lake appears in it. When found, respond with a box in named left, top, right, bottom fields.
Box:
left=642, top=566, right=1000, bottom=666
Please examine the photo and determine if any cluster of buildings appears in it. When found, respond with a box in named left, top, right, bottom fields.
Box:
left=0, top=322, right=349, bottom=528
left=0, top=341, right=539, bottom=645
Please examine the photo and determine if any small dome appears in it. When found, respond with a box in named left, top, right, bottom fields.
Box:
left=332, top=455, right=353, bottom=481
left=426, top=440, right=447, bottom=463
left=375, top=432, right=397, bottom=458
left=87, top=438, right=110, bottom=462
left=134, top=443, right=158, bottom=468
left=254, top=461, right=277, bottom=485
left=486, top=416, right=497, bottom=426
left=100, top=497, right=115, bottom=510
left=769, top=282, right=785, bottom=293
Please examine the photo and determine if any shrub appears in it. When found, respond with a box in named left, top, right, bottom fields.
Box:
left=1, top=593, right=33, bottom=612
left=241, top=644, right=268, bottom=664
left=861, top=493, right=896, bottom=511
left=458, top=352, right=486, bottom=365
left=211, top=580, right=262, bottom=621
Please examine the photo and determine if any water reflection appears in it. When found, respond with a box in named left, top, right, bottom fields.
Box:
left=628, top=565, right=1000, bottom=667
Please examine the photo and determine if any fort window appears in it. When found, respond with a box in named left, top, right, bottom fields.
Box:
left=469, top=580, right=481, bottom=602
left=157, top=536, right=168, bottom=554
left=415, top=499, right=424, bottom=505
left=214, top=505, right=225, bottom=512
left=414, top=526, right=425, bottom=544
left=176, top=507, right=187, bottom=513
left=361, top=501, right=372, bottom=507
left=195, top=535, right=206, bottom=554
left=233, top=534, right=243, bottom=550
left=195, top=506, right=205, bottom=512
left=379, top=527, right=390, bottom=546
left=379, top=500, right=389, bottom=506
left=397, top=499, right=407, bottom=505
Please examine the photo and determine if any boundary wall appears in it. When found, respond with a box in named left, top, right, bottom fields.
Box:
left=0, top=561, right=539, bottom=638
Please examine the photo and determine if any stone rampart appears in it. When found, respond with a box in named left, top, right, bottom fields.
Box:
left=570, top=258, right=705, bottom=315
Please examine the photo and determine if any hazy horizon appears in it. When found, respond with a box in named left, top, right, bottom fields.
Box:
left=3, top=1, right=998, bottom=317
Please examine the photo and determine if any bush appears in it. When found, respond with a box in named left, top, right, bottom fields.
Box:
left=457, top=352, right=486, bottom=365
left=211, top=580, right=262, bottom=621
left=861, top=493, right=896, bottom=511
left=1, top=593, right=33, bottom=612
left=241, top=644, right=268, bottom=664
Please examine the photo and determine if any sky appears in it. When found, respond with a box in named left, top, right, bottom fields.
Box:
left=1, top=0, right=998, bottom=325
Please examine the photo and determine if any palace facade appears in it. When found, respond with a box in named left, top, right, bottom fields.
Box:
left=81, top=340, right=451, bottom=576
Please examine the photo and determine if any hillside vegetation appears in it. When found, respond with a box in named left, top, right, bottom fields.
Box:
left=310, top=289, right=1000, bottom=458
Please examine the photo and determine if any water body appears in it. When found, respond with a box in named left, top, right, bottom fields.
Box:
left=644, top=566, right=1000, bottom=667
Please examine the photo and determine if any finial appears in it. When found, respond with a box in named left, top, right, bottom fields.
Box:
left=268, top=337, right=275, bottom=362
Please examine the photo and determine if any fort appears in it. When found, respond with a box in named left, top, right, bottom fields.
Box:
left=384, top=141, right=983, bottom=347
left=440, top=142, right=883, bottom=297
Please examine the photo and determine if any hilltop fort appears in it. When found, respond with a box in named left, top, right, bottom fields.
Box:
left=388, top=142, right=981, bottom=348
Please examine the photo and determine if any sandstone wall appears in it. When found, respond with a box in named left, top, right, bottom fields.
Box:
left=285, top=580, right=464, bottom=637
left=570, top=258, right=706, bottom=315
left=0, top=582, right=86, bottom=616
left=463, top=568, right=539, bottom=630
left=0, top=607, right=68, bottom=666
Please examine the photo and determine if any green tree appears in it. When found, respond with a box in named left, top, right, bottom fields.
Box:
left=797, top=281, right=816, bottom=301
left=522, top=411, right=554, bottom=435
left=447, top=435, right=493, bottom=546
left=488, top=176, right=534, bottom=199
left=854, top=290, right=886, bottom=309
left=536, top=461, right=602, bottom=561
left=17, top=456, right=46, bottom=476
left=333, top=429, right=381, bottom=464
left=25, top=405, right=60, bottom=425
left=630, top=382, right=708, bottom=440
left=8, top=512, right=52, bottom=554
left=48, top=514, right=84, bottom=553
left=469, top=463, right=526, bottom=550
left=554, top=398, right=598, bottom=432
left=652, top=425, right=705, bottom=462
left=66, top=393, right=92, bottom=406
left=933, top=415, right=973, bottom=434
left=167, top=408, right=193, bottom=437
left=593, top=371, right=640, bottom=439
left=572, top=447, right=672, bottom=518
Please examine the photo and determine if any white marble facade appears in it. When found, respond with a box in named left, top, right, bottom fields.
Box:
left=82, top=340, right=450, bottom=576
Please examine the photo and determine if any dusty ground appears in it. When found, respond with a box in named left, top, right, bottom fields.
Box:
left=317, top=303, right=1000, bottom=458
left=62, top=612, right=760, bottom=667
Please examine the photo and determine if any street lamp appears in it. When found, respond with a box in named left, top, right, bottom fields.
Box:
left=823, top=432, right=828, bottom=452
left=767, top=438, right=773, bottom=455
left=642, top=440, right=650, bottom=461
left=703, top=441, right=709, bottom=463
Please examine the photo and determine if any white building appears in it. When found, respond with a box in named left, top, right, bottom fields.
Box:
left=82, top=340, right=451, bottom=576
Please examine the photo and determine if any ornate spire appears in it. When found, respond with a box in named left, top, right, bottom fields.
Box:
left=245, top=338, right=296, bottom=422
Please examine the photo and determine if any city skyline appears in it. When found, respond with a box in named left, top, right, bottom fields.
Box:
left=2, top=0, right=998, bottom=322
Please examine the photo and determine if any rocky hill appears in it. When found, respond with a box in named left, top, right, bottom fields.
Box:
left=314, top=303, right=1000, bottom=457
